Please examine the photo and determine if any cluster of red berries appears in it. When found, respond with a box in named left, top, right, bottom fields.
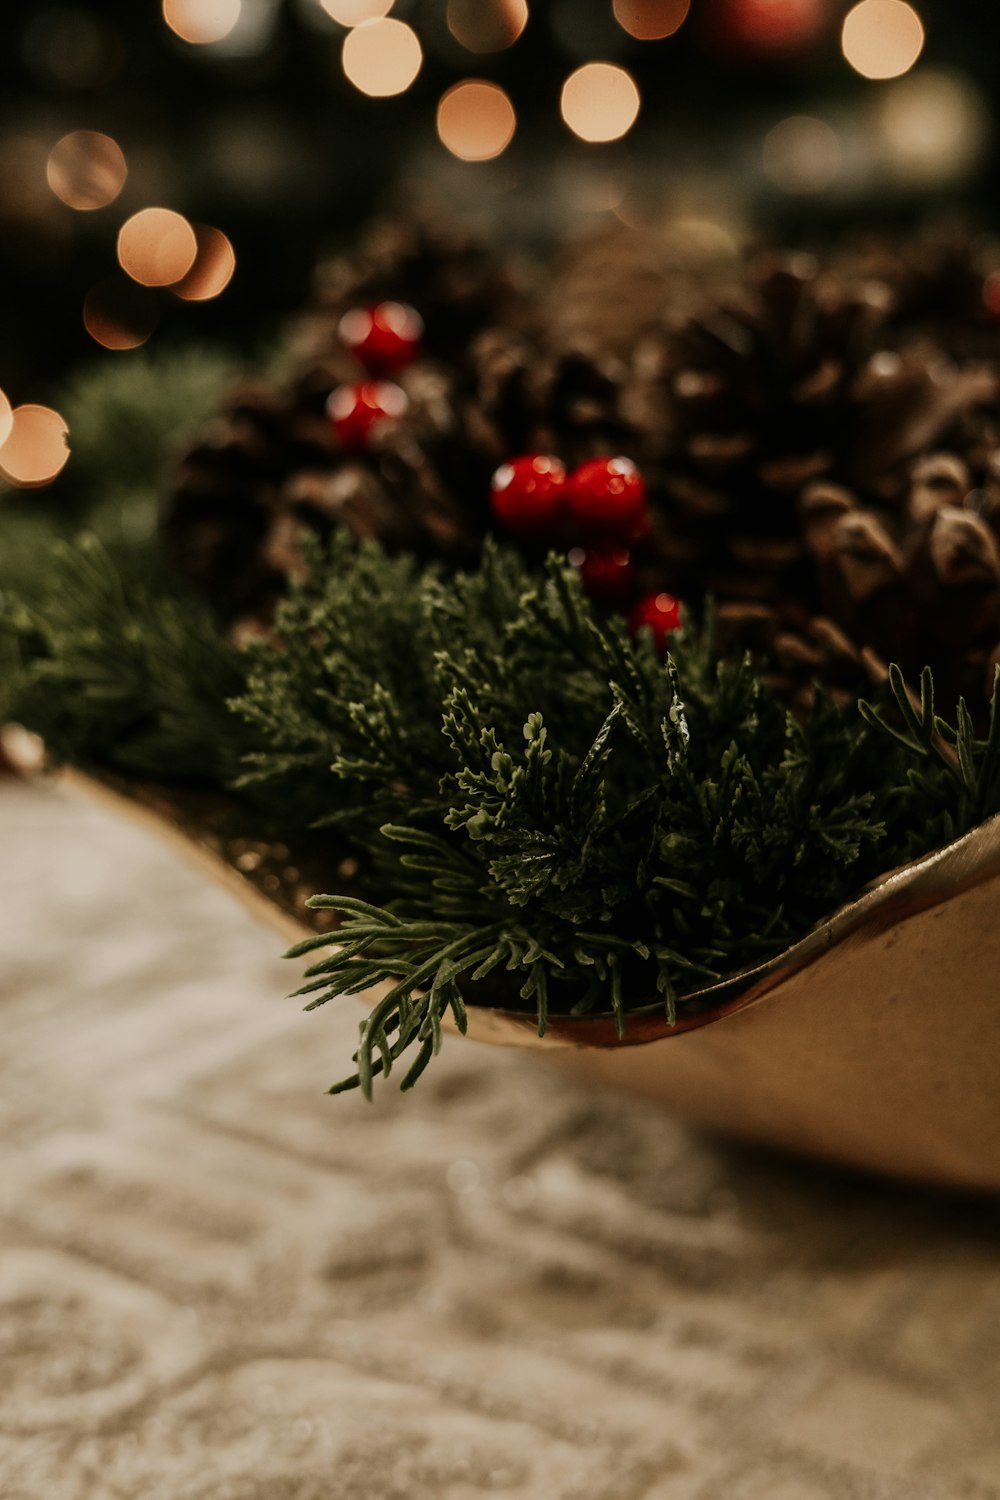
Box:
left=490, top=452, right=681, bottom=650
left=327, top=300, right=423, bottom=449
left=325, top=305, right=681, bottom=650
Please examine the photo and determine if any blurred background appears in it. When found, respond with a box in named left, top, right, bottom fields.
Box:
left=0, top=0, right=995, bottom=490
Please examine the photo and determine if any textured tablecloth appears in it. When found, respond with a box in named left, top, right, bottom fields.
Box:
left=2, top=776, right=1000, bottom=1499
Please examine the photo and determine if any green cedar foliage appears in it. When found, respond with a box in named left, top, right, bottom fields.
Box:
left=0, top=348, right=239, bottom=716
left=234, top=536, right=956, bottom=1097
left=56, top=347, right=241, bottom=527
left=2, top=535, right=246, bottom=783
left=3, top=369, right=1000, bottom=1099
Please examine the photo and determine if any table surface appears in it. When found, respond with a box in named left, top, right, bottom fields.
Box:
left=2, top=775, right=1000, bottom=1499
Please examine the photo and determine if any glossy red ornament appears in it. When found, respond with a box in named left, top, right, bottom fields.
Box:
left=490, top=454, right=567, bottom=535
left=569, top=545, right=634, bottom=602
left=629, top=591, right=683, bottom=651
left=327, top=380, right=408, bottom=450
left=566, top=456, right=647, bottom=538
left=339, top=301, right=424, bottom=375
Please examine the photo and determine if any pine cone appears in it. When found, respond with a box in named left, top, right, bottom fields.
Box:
left=847, top=226, right=1000, bottom=361
left=306, top=212, right=532, bottom=367
left=160, top=221, right=1000, bottom=711
left=160, top=218, right=528, bottom=618
left=160, top=220, right=677, bottom=623
left=641, top=249, right=1000, bottom=706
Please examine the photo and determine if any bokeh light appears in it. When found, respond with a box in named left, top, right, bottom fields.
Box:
left=841, top=0, right=924, bottom=81
left=561, top=63, right=641, bottom=143
left=666, top=217, right=742, bottom=264
left=23, top=9, right=126, bottom=89
left=437, top=81, right=517, bottom=161
left=83, top=278, right=160, bottom=350
left=1, top=135, right=63, bottom=228
left=983, top=272, right=1000, bottom=320
left=0, top=405, right=70, bottom=488
left=613, top=0, right=689, bottom=41
left=46, top=131, right=127, bottom=212
left=118, top=209, right=198, bottom=287
left=878, top=70, right=989, bottom=184
left=162, top=0, right=242, bottom=45
left=342, top=17, right=422, bottom=96
left=762, top=115, right=842, bottom=193
left=319, top=0, right=394, bottom=24
left=446, top=0, right=529, bottom=53
left=712, top=0, right=827, bottom=56
left=0, top=391, right=13, bottom=449
left=172, top=224, right=237, bottom=300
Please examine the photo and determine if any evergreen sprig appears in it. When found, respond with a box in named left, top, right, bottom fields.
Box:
left=1, top=535, right=247, bottom=784
left=859, top=662, right=1000, bottom=859
left=234, top=540, right=907, bottom=1096
left=5, top=352, right=1000, bottom=1103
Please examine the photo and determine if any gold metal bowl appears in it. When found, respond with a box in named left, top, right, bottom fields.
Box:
left=11, top=731, right=1000, bottom=1191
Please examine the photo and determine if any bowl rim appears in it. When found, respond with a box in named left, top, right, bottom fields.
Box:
left=482, top=806, right=1000, bottom=1048
left=8, top=729, right=1000, bottom=1053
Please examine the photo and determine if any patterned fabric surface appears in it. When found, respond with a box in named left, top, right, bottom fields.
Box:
left=2, top=777, right=1000, bottom=1500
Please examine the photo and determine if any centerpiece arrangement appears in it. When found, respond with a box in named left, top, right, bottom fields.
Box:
left=5, top=217, right=1000, bottom=1185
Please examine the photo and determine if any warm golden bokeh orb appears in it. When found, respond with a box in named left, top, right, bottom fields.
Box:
left=446, top=0, right=528, bottom=53
left=561, top=63, right=641, bottom=143
left=841, top=0, right=924, bottom=80
left=437, top=81, right=517, bottom=161
left=46, top=131, right=127, bottom=211
left=612, top=0, right=689, bottom=41
left=117, top=208, right=198, bottom=287
left=762, top=115, right=842, bottom=193
left=0, top=405, right=70, bottom=488
left=163, top=0, right=242, bottom=45
left=83, top=279, right=160, bottom=350
left=878, top=70, right=988, bottom=184
left=342, top=18, right=422, bottom=96
left=0, top=390, right=13, bottom=449
left=172, top=225, right=237, bottom=301
left=319, top=0, right=394, bottom=24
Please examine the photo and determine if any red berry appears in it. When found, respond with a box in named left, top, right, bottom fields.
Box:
left=629, top=591, right=683, bottom=651
left=569, top=545, right=634, bottom=602
left=327, top=380, right=408, bottom=450
left=339, top=301, right=423, bottom=375
left=566, top=456, right=647, bottom=538
left=490, top=454, right=567, bottom=535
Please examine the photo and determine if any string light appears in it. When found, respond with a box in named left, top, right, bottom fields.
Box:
left=437, top=81, right=516, bottom=161
left=841, top=0, right=924, bottom=80
left=446, top=0, right=528, bottom=53
left=0, top=390, right=13, bottom=449
left=118, top=208, right=198, bottom=287
left=83, top=279, right=160, bottom=350
left=162, top=0, right=242, bottom=45
left=762, top=115, right=842, bottom=194
left=0, top=405, right=70, bottom=488
left=342, top=17, right=422, bottom=96
left=172, top=225, right=237, bottom=300
left=613, top=0, right=689, bottom=41
left=561, top=63, right=640, bottom=143
left=46, top=131, right=127, bottom=212
left=319, top=0, right=393, bottom=25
